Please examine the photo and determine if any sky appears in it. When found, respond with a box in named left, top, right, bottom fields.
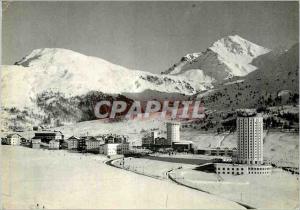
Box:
left=2, top=1, right=299, bottom=74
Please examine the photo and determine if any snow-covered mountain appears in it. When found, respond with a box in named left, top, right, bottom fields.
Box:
left=1, top=36, right=298, bottom=132
left=1, top=48, right=213, bottom=109
left=197, top=43, right=299, bottom=111
left=163, top=35, right=270, bottom=82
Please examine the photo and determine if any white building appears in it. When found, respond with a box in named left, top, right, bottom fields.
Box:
left=215, top=111, right=271, bottom=176
left=31, top=138, right=41, bottom=149
left=236, top=115, right=263, bottom=164
left=99, top=143, right=129, bottom=156
left=49, top=140, right=60, bottom=149
left=215, top=163, right=272, bottom=175
left=166, top=122, right=180, bottom=145
left=5, top=134, right=22, bottom=145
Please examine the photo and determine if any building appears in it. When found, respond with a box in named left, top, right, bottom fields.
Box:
left=99, top=143, right=129, bottom=156
left=100, top=144, right=118, bottom=156
left=1, top=138, right=7, bottom=145
left=77, top=138, right=86, bottom=152
left=196, top=147, right=236, bottom=156
left=216, top=163, right=272, bottom=175
left=31, top=138, right=41, bottom=149
left=66, top=136, right=80, bottom=150
left=154, top=137, right=169, bottom=146
left=49, top=140, right=60, bottom=149
left=216, top=164, right=249, bottom=175
left=142, top=135, right=171, bottom=149
left=117, top=143, right=130, bottom=155
left=172, top=141, right=193, bottom=152
left=76, top=136, right=101, bottom=152
left=151, top=131, right=158, bottom=142
left=215, top=111, right=271, bottom=175
left=33, top=131, right=64, bottom=144
left=4, top=134, right=22, bottom=145
left=142, top=136, right=153, bottom=148
left=86, top=139, right=102, bottom=151
left=142, top=134, right=156, bottom=147
left=236, top=115, right=263, bottom=164
left=166, top=122, right=180, bottom=145
left=104, top=134, right=128, bottom=144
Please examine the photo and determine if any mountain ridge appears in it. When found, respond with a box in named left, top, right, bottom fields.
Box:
left=1, top=37, right=298, bottom=132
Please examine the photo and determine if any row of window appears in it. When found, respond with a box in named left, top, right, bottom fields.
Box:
left=217, top=167, right=245, bottom=171
left=217, top=172, right=244, bottom=175
left=249, top=167, right=270, bottom=171
left=249, top=171, right=269, bottom=174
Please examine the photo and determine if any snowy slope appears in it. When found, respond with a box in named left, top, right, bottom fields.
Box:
left=163, top=35, right=270, bottom=81
left=1, top=48, right=211, bottom=109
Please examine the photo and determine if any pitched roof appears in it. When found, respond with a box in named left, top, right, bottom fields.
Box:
left=7, top=133, right=22, bottom=138
left=68, top=135, right=80, bottom=140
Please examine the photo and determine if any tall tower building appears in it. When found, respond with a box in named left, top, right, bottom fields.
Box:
left=151, top=131, right=158, bottom=144
left=236, top=114, right=263, bottom=165
left=166, top=122, right=180, bottom=145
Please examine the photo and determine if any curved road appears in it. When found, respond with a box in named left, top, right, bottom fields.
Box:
left=106, top=157, right=254, bottom=209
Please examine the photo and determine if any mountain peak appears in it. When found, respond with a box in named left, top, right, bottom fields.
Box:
left=163, top=34, right=271, bottom=81
left=209, top=35, right=270, bottom=58
left=15, top=48, right=90, bottom=67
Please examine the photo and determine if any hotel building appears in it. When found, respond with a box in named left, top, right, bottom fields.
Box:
left=215, top=111, right=272, bottom=175
left=236, top=116, right=263, bottom=165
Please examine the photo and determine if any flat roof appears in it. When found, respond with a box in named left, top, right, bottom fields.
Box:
left=173, top=141, right=193, bottom=144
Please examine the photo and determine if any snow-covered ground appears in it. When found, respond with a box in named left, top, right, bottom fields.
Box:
left=1, top=146, right=243, bottom=209
left=264, top=132, right=299, bottom=167
left=113, top=157, right=191, bottom=179
left=181, top=131, right=233, bottom=149
left=112, top=156, right=298, bottom=209
left=170, top=167, right=299, bottom=209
